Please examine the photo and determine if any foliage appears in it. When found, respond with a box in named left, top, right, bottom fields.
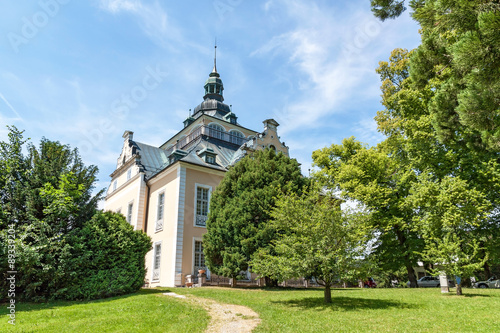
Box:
left=203, top=149, right=307, bottom=284
left=371, top=0, right=406, bottom=21
left=251, top=189, right=370, bottom=303
left=0, top=126, right=151, bottom=301
left=405, top=175, right=491, bottom=294
left=312, top=137, right=424, bottom=287
left=0, top=127, right=101, bottom=231
left=371, top=0, right=500, bottom=151
left=63, top=211, right=151, bottom=300
left=375, top=47, right=500, bottom=284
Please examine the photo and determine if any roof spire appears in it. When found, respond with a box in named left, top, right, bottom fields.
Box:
left=212, top=38, right=217, bottom=73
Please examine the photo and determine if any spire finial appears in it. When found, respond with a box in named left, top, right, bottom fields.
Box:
left=213, top=38, right=217, bottom=73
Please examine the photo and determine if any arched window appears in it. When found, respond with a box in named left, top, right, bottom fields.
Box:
left=229, top=130, right=244, bottom=145
left=269, top=145, right=276, bottom=152
left=208, top=123, right=225, bottom=140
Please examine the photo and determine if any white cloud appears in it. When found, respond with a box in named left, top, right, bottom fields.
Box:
left=0, top=92, right=23, bottom=122
left=98, top=0, right=181, bottom=48
left=99, top=0, right=141, bottom=13
left=251, top=0, right=417, bottom=136
left=353, top=117, right=385, bottom=146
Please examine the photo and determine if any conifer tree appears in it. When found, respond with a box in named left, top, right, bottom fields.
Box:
left=203, top=149, right=307, bottom=286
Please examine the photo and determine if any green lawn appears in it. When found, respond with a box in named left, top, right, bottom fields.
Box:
left=0, top=289, right=209, bottom=333
left=173, top=287, right=500, bottom=332
left=1, top=287, right=499, bottom=332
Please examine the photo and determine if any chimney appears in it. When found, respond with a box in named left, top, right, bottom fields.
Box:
left=123, top=130, right=134, bottom=141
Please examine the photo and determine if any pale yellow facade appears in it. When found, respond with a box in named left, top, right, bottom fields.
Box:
left=104, top=64, right=289, bottom=287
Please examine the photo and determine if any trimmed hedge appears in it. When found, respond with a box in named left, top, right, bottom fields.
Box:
left=0, top=211, right=151, bottom=301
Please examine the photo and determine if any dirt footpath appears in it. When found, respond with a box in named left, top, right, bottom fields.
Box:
left=163, top=292, right=261, bottom=332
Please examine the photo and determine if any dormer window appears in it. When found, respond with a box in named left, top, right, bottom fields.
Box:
left=197, top=147, right=217, bottom=165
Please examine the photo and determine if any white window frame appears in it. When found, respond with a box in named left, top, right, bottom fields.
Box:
left=229, top=129, right=244, bottom=145
left=127, top=168, right=132, bottom=180
left=127, top=201, right=133, bottom=224
left=208, top=122, right=225, bottom=140
left=112, top=180, right=117, bottom=191
left=206, top=154, right=216, bottom=164
left=151, top=241, right=162, bottom=282
left=156, top=192, right=165, bottom=232
left=194, top=184, right=212, bottom=227
left=193, top=237, right=210, bottom=280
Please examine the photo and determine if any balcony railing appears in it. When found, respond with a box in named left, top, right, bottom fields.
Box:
left=152, top=269, right=160, bottom=281
left=196, top=214, right=208, bottom=227
left=165, top=125, right=246, bottom=156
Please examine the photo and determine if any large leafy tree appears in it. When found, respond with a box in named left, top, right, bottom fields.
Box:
left=252, top=189, right=369, bottom=303
left=376, top=48, right=500, bottom=284
left=312, top=137, right=424, bottom=287
left=203, top=149, right=307, bottom=286
left=405, top=175, right=491, bottom=294
left=1, top=126, right=101, bottom=232
left=0, top=127, right=151, bottom=300
left=371, top=0, right=500, bottom=151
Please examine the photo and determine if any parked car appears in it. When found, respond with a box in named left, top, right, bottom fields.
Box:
left=363, top=277, right=376, bottom=288
left=407, top=276, right=440, bottom=287
left=474, top=276, right=500, bottom=289
left=408, top=276, right=456, bottom=288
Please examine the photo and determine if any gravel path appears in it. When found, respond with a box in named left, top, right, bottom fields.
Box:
left=163, top=292, right=261, bottom=332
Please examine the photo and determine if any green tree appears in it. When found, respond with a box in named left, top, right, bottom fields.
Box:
left=251, top=190, right=369, bottom=303
left=203, top=149, right=307, bottom=287
left=405, top=176, right=492, bottom=295
left=0, top=126, right=102, bottom=232
left=371, top=0, right=500, bottom=151
left=375, top=48, right=500, bottom=283
left=0, top=126, right=151, bottom=301
left=312, top=137, right=424, bottom=287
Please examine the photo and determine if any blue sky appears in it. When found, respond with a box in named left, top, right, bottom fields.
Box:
left=0, top=0, right=421, bottom=194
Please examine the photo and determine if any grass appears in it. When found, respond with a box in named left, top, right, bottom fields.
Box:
left=0, top=289, right=209, bottom=333
left=1, top=287, right=498, bottom=332
left=172, top=287, right=500, bottom=332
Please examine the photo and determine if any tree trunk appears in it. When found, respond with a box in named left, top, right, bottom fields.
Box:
left=231, top=277, right=237, bottom=288
left=265, top=276, right=278, bottom=287
left=456, top=283, right=462, bottom=295
left=484, top=262, right=491, bottom=278
left=395, top=226, right=418, bottom=288
left=406, top=263, right=418, bottom=288
left=324, top=284, right=332, bottom=304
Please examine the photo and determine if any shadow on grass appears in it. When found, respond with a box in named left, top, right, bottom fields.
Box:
left=258, top=287, right=360, bottom=292
left=272, top=296, right=415, bottom=311
left=442, top=292, right=492, bottom=298
left=0, top=288, right=168, bottom=315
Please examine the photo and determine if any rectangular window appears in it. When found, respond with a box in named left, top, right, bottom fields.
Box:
left=113, top=180, right=117, bottom=191
left=127, top=168, right=132, bottom=180
left=206, top=155, right=215, bottom=164
left=152, top=242, right=162, bottom=281
left=156, top=192, right=165, bottom=232
left=127, top=202, right=133, bottom=224
left=195, top=186, right=210, bottom=226
left=194, top=241, right=205, bottom=268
